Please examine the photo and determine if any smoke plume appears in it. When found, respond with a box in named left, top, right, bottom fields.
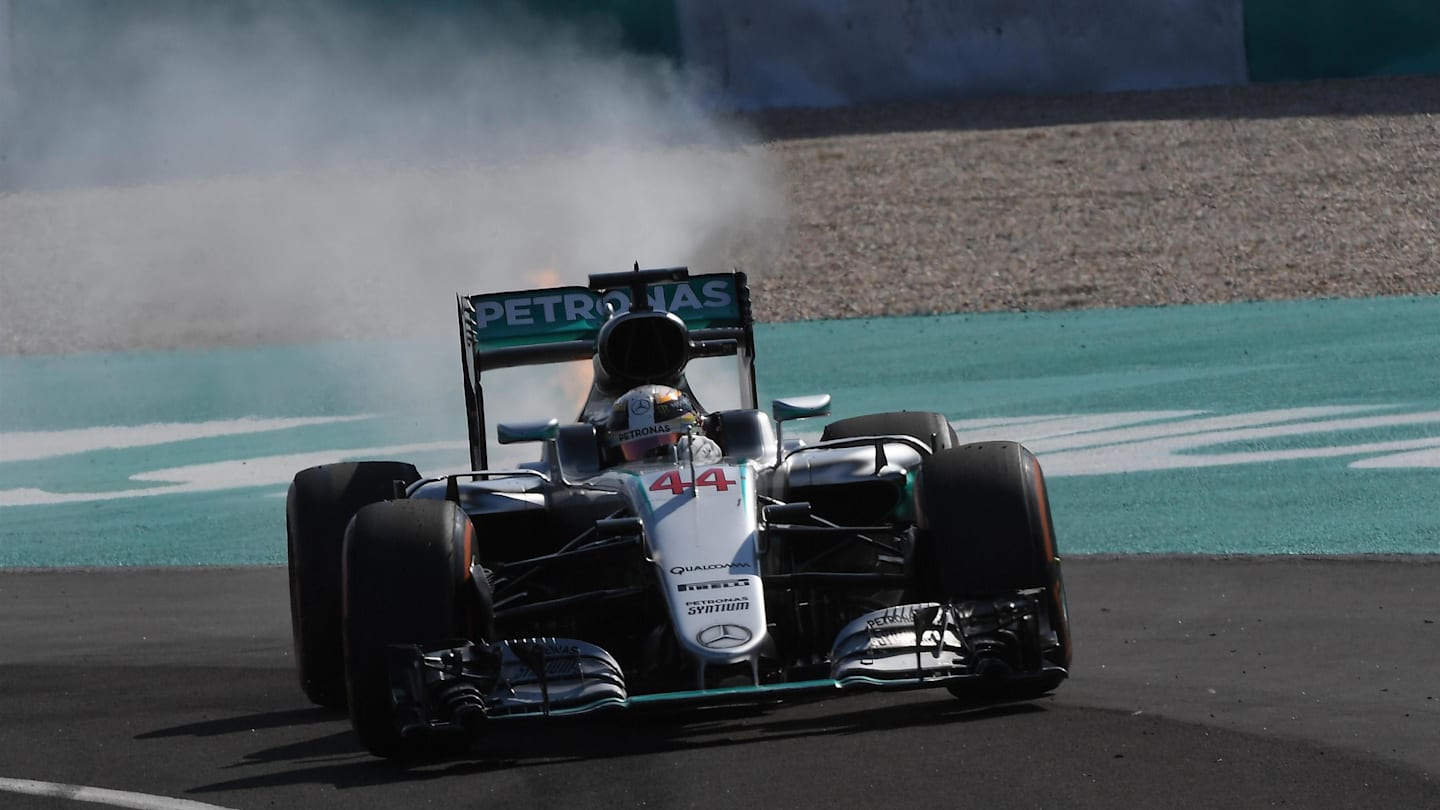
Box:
left=0, top=1, right=784, bottom=355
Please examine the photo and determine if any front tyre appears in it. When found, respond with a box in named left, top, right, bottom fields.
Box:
left=342, top=498, right=480, bottom=758
left=287, top=461, right=421, bottom=708
left=913, top=442, right=1071, bottom=697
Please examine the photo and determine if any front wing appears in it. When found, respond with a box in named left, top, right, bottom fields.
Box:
left=385, top=595, right=1066, bottom=742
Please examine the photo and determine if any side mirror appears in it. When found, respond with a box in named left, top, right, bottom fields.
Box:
left=772, top=394, right=832, bottom=423
left=496, top=419, right=560, bottom=445
left=595, top=516, right=644, bottom=539
left=771, top=395, right=832, bottom=457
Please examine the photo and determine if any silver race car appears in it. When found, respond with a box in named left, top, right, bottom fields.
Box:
left=286, top=266, right=1071, bottom=758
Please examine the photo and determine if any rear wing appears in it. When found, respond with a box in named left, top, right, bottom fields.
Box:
left=456, top=269, right=756, bottom=468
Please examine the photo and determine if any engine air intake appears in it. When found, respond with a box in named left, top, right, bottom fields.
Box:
left=597, top=310, right=690, bottom=385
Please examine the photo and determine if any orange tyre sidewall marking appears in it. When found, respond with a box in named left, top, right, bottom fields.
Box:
left=460, top=512, right=475, bottom=641
left=462, top=517, right=473, bottom=582
left=1030, top=455, right=1072, bottom=668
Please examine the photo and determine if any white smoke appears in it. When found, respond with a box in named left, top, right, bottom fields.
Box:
left=0, top=3, right=785, bottom=471
left=0, top=2, right=785, bottom=355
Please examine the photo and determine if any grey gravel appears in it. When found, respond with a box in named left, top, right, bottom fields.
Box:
left=748, top=75, right=1440, bottom=321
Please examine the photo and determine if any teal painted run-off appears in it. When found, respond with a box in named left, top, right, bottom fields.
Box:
left=1246, top=0, right=1440, bottom=82
left=3, top=296, right=1439, bottom=566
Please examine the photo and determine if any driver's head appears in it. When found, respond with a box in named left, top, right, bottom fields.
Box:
left=606, top=384, right=699, bottom=462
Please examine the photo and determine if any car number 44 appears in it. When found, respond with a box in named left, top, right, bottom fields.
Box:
left=649, top=468, right=736, bottom=495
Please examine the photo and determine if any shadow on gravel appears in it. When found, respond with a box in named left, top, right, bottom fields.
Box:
left=180, top=694, right=1044, bottom=794
left=745, top=75, right=1440, bottom=140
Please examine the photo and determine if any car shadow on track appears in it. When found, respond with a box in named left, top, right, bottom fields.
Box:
left=164, top=693, right=1048, bottom=794
left=135, top=707, right=340, bottom=739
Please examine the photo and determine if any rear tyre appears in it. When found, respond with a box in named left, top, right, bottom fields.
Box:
left=286, top=461, right=421, bottom=708
left=912, top=441, right=1071, bottom=698
left=343, top=498, right=482, bottom=759
left=821, top=410, right=958, bottom=450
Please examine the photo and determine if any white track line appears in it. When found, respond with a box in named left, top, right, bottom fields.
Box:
left=0, top=778, right=237, bottom=810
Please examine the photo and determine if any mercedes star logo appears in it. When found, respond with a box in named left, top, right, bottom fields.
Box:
left=696, top=624, right=753, bottom=650
left=630, top=398, right=652, bottom=415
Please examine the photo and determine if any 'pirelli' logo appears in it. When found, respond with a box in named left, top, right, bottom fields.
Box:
left=677, top=578, right=751, bottom=593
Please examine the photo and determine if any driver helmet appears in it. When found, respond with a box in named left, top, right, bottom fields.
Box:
left=606, top=384, right=700, bottom=462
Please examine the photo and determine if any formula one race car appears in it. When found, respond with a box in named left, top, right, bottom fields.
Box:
left=286, top=266, right=1071, bottom=758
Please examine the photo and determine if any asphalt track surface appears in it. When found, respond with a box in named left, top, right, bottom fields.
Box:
left=1, top=559, right=1436, bottom=809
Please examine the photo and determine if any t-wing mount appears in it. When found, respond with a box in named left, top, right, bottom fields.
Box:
left=588, top=263, right=691, bottom=312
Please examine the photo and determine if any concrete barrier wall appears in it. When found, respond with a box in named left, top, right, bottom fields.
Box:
left=6, top=0, right=1438, bottom=186
left=676, top=0, right=1248, bottom=110
left=528, top=0, right=681, bottom=58
left=1246, top=0, right=1440, bottom=82
left=0, top=0, right=16, bottom=172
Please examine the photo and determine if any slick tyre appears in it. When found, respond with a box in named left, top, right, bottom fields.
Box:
left=913, top=442, right=1071, bottom=698
left=821, top=411, right=958, bottom=451
left=286, top=461, right=421, bottom=709
left=343, top=498, right=484, bottom=759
